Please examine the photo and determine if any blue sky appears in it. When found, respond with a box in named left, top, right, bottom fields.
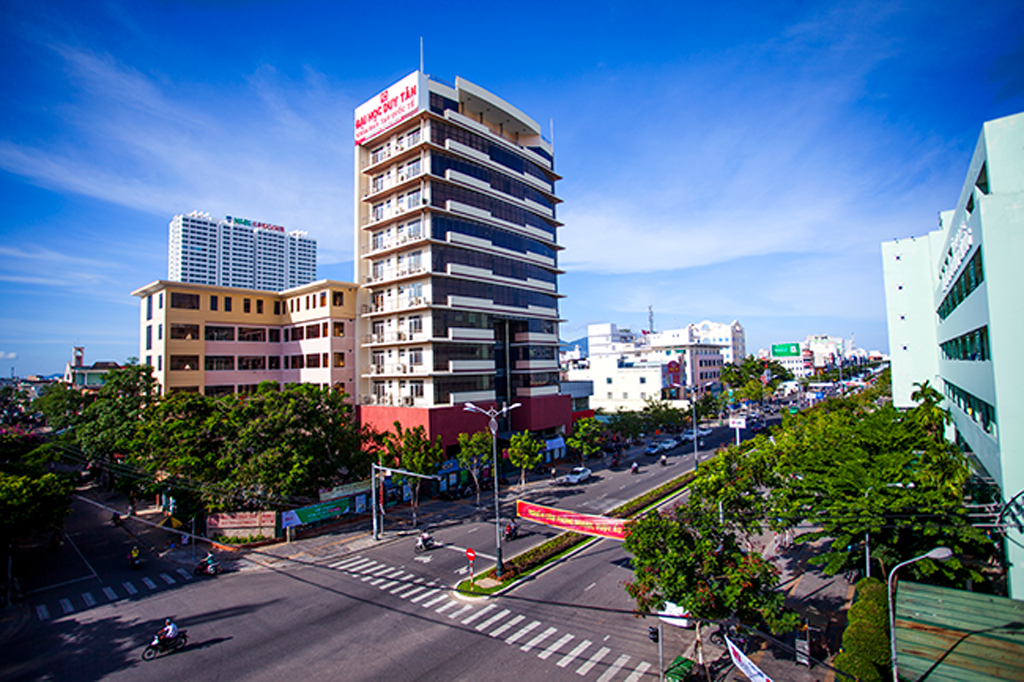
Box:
left=1, top=1, right=1022, bottom=376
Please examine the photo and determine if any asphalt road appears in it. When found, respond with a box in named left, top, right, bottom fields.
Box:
left=1, top=422, right=773, bottom=682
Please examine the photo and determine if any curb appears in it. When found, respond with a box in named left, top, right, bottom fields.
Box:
left=0, top=602, right=32, bottom=645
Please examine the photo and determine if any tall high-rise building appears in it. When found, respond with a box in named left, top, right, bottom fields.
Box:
left=169, top=211, right=316, bottom=291
left=882, top=111, right=1024, bottom=596
left=353, top=71, right=572, bottom=456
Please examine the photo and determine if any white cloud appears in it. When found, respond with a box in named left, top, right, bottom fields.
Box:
left=0, top=351, right=17, bottom=360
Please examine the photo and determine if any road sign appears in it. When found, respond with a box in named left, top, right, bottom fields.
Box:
left=466, top=547, right=476, bottom=562
left=729, top=416, right=747, bottom=430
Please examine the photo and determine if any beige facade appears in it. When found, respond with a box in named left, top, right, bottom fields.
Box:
left=132, top=279, right=358, bottom=397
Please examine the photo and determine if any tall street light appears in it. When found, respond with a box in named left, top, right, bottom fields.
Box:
left=887, top=547, right=953, bottom=682
left=464, top=401, right=521, bottom=579
left=690, top=385, right=700, bottom=471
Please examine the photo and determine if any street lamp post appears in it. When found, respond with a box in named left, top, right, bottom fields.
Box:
left=691, top=386, right=699, bottom=470
left=887, top=547, right=953, bottom=682
left=464, top=401, right=521, bottom=579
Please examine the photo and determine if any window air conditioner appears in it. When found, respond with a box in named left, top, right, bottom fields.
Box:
left=402, top=396, right=414, bottom=406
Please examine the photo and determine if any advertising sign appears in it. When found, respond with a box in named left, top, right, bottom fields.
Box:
left=727, top=637, right=775, bottom=681
left=516, top=500, right=627, bottom=540
left=319, top=480, right=372, bottom=502
left=355, top=71, right=424, bottom=145
left=771, top=343, right=800, bottom=357
left=729, top=416, right=747, bottom=430
left=206, top=511, right=277, bottom=539
left=281, top=498, right=351, bottom=529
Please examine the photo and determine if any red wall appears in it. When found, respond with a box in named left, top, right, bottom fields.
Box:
left=359, top=394, right=574, bottom=450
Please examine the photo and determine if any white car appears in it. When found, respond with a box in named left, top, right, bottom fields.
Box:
left=562, top=467, right=592, bottom=485
left=697, top=427, right=713, bottom=437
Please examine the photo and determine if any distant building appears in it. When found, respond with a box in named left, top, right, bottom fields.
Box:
left=881, top=111, right=1024, bottom=597
left=768, top=342, right=812, bottom=379
left=685, top=320, right=746, bottom=365
left=62, top=347, right=121, bottom=391
left=131, top=280, right=357, bottom=397
left=168, top=211, right=316, bottom=292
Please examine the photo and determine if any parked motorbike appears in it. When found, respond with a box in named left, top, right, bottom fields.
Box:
left=709, top=624, right=749, bottom=652
left=142, top=630, right=188, bottom=660
left=414, top=535, right=436, bottom=554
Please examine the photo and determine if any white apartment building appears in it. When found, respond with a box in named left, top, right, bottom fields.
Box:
left=684, top=320, right=746, bottom=364
left=169, top=211, right=317, bottom=292
left=882, top=111, right=1024, bottom=596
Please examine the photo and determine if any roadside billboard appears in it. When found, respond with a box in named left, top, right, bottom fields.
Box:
left=771, top=343, right=800, bottom=357
left=516, top=500, right=627, bottom=540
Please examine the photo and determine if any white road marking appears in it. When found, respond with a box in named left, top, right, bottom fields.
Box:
left=175, top=568, right=192, bottom=580
left=434, top=600, right=460, bottom=614
left=623, top=661, right=652, bottom=682
left=395, top=584, right=428, bottom=599
left=102, top=587, right=118, bottom=601
left=409, top=588, right=439, bottom=604
left=584, top=582, right=596, bottom=591
left=521, top=626, right=558, bottom=652
left=596, top=653, right=630, bottom=682
left=538, top=633, right=574, bottom=660
left=413, top=555, right=433, bottom=563
left=475, top=608, right=510, bottom=631
left=505, top=620, right=540, bottom=645
left=576, top=647, right=610, bottom=676
left=330, top=556, right=365, bottom=569
left=82, top=592, right=96, bottom=607
left=489, top=614, right=525, bottom=638
left=461, top=603, right=496, bottom=624
left=122, top=582, right=138, bottom=595
left=141, top=577, right=157, bottom=590
left=421, top=593, right=449, bottom=608
left=454, top=565, right=470, bottom=575
left=556, top=639, right=592, bottom=668
left=447, top=604, right=474, bottom=620
left=59, top=598, right=73, bottom=614
left=160, top=573, right=176, bottom=585
left=444, top=545, right=496, bottom=561
left=36, top=605, right=50, bottom=620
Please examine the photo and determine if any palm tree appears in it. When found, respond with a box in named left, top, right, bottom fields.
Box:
left=910, top=380, right=950, bottom=437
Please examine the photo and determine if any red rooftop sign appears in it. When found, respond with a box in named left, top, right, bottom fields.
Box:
left=355, top=71, right=424, bottom=146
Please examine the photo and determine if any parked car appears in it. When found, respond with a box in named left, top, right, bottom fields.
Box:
left=562, top=467, right=592, bottom=485
left=697, top=427, right=713, bottom=437
left=661, top=438, right=680, bottom=451
left=645, top=443, right=664, bottom=456
left=679, top=430, right=696, bottom=442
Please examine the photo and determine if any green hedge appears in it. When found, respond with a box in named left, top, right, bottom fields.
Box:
left=842, top=621, right=889, bottom=668
left=833, top=651, right=883, bottom=682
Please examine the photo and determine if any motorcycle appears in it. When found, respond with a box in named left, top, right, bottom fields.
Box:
left=611, top=456, right=620, bottom=468
left=414, top=535, right=436, bottom=554
left=660, top=455, right=668, bottom=466
left=193, top=559, right=221, bottom=576
left=503, top=523, right=518, bottom=541
left=128, top=552, right=142, bottom=570
left=709, top=625, right=749, bottom=652
left=142, top=629, right=188, bottom=660
left=631, top=463, right=639, bottom=475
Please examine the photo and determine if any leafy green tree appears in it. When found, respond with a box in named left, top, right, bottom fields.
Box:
left=33, top=383, right=90, bottom=432
left=910, top=380, right=950, bottom=436
left=507, top=432, right=544, bottom=489
left=456, top=430, right=491, bottom=505
left=565, top=416, right=604, bottom=465
left=1, top=429, right=74, bottom=549
left=382, top=421, right=443, bottom=528
left=641, top=398, right=685, bottom=434
left=605, top=409, right=644, bottom=444
left=624, top=495, right=798, bottom=637
left=75, top=364, right=159, bottom=463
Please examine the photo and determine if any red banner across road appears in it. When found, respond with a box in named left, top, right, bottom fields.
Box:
left=516, top=500, right=628, bottom=540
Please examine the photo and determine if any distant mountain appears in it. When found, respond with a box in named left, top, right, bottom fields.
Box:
left=560, top=337, right=588, bottom=354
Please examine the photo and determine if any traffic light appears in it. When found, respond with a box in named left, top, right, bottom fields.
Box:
left=648, top=626, right=659, bottom=643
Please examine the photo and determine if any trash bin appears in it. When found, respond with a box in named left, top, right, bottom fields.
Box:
left=665, top=655, right=696, bottom=681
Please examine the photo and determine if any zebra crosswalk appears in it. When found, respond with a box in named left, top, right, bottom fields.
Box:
left=31, top=568, right=192, bottom=621
left=324, top=555, right=655, bottom=681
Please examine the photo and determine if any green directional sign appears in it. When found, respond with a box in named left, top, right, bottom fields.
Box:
left=772, top=343, right=800, bottom=357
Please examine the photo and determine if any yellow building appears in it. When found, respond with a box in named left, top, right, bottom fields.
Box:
left=131, top=280, right=358, bottom=397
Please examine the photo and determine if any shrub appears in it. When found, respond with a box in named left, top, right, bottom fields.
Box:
left=854, top=577, right=887, bottom=606
left=833, top=651, right=883, bottom=682
left=848, top=598, right=888, bottom=633
left=842, top=621, right=890, bottom=668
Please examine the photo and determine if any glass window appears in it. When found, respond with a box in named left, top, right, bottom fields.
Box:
left=333, top=352, right=345, bottom=368
left=333, top=322, right=345, bottom=337
left=205, top=326, right=235, bottom=341
left=169, top=355, right=199, bottom=371
left=306, top=324, right=320, bottom=339
left=145, top=326, right=152, bottom=350
left=320, top=292, right=327, bottom=307
left=333, top=291, right=344, bottom=306
left=210, top=295, right=218, bottom=311
left=306, top=353, right=320, bottom=368
left=291, top=326, right=305, bottom=341
left=244, top=298, right=251, bottom=314
left=238, top=327, right=266, bottom=342
left=274, top=300, right=281, bottom=315
left=205, top=356, right=235, bottom=371
left=170, top=293, right=200, bottom=310
left=225, top=297, right=233, bottom=312
left=238, top=356, right=266, bottom=371
left=158, top=324, right=163, bottom=340
left=170, top=324, right=200, bottom=340
left=257, top=300, right=264, bottom=314
left=268, top=329, right=281, bottom=343
left=409, top=348, right=423, bottom=366
left=268, top=355, right=281, bottom=370
left=146, top=296, right=153, bottom=321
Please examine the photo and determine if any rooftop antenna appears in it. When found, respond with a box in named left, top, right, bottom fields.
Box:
left=420, top=37, right=424, bottom=74
left=648, top=305, right=655, bottom=335
left=550, top=118, right=555, bottom=149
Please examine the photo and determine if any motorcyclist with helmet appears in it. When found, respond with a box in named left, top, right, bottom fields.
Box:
left=158, top=618, right=179, bottom=643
